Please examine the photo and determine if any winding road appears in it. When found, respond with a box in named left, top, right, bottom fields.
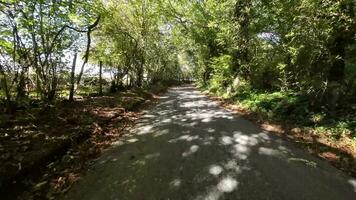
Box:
left=62, top=86, right=356, bottom=200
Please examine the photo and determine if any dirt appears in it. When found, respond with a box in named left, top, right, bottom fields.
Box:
left=0, top=89, right=162, bottom=200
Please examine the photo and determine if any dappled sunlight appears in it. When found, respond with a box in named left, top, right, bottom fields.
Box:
left=217, top=176, right=239, bottom=193
left=195, top=176, right=239, bottom=200
left=127, top=138, right=139, bottom=143
left=232, top=144, right=249, bottom=160
left=182, top=145, right=200, bottom=157
left=143, top=114, right=156, bottom=118
left=189, top=121, right=199, bottom=127
left=145, top=152, right=160, bottom=160
left=202, top=136, right=215, bottom=144
left=168, top=134, right=200, bottom=143
left=206, top=128, right=216, bottom=133
left=153, top=129, right=169, bottom=137
left=255, top=132, right=271, bottom=141
left=202, top=118, right=213, bottom=123
left=184, top=110, right=234, bottom=123
left=158, top=96, right=170, bottom=99
left=208, top=165, right=223, bottom=176
left=233, top=132, right=259, bottom=146
left=63, top=86, right=356, bottom=200
left=220, top=136, right=233, bottom=145
left=135, top=124, right=154, bottom=135
left=258, top=147, right=285, bottom=157
left=110, top=87, right=309, bottom=199
left=197, top=188, right=222, bottom=200
left=131, top=159, right=146, bottom=167
left=180, top=99, right=218, bottom=108
left=181, top=118, right=188, bottom=122
left=348, top=179, right=356, bottom=192
left=278, top=145, right=290, bottom=153
left=223, top=160, right=243, bottom=173
left=170, top=178, right=182, bottom=188
left=161, top=118, right=172, bottom=123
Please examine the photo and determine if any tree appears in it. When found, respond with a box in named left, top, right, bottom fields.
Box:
left=0, top=0, right=100, bottom=102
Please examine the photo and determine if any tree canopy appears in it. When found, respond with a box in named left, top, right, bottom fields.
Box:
left=0, top=0, right=355, bottom=107
left=0, top=1, right=355, bottom=198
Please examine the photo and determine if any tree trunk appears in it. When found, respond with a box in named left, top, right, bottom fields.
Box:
left=328, top=35, right=346, bottom=83
left=324, top=1, right=355, bottom=107
left=76, top=16, right=100, bottom=86
left=16, top=69, right=27, bottom=100
left=69, top=53, right=77, bottom=102
left=0, top=64, right=11, bottom=110
left=99, top=60, right=103, bottom=95
left=136, top=67, right=143, bottom=87
left=126, top=71, right=130, bottom=86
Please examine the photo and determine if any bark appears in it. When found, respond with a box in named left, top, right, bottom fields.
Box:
left=136, top=53, right=144, bottom=87
left=69, top=53, right=77, bottom=102
left=99, top=60, right=103, bottom=95
left=16, top=70, right=26, bottom=100
left=328, top=35, right=346, bottom=83
left=47, top=61, right=59, bottom=102
left=0, top=64, right=11, bottom=109
left=327, top=0, right=355, bottom=83
left=136, top=66, right=143, bottom=87
left=76, top=16, right=101, bottom=85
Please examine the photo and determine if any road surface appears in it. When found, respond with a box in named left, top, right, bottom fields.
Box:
left=62, top=86, right=356, bottom=200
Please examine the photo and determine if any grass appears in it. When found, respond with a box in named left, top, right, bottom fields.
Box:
left=204, top=85, right=355, bottom=140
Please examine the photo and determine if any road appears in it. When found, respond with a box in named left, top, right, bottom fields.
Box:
left=62, top=86, right=356, bottom=200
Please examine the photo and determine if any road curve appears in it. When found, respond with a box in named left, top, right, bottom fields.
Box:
left=62, top=86, right=356, bottom=200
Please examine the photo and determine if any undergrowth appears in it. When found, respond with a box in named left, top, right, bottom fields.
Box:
left=204, top=85, right=356, bottom=141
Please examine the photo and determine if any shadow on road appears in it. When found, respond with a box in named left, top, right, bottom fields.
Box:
left=62, top=86, right=356, bottom=200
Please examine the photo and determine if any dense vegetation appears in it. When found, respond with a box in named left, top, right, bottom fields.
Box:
left=0, top=0, right=355, bottom=198
left=0, top=0, right=190, bottom=110
left=2, top=0, right=355, bottom=113
left=164, top=0, right=356, bottom=139
left=0, top=1, right=188, bottom=198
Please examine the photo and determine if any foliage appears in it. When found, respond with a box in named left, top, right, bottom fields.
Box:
left=0, top=0, right=187, bottom=108
left=0, top=0, right=355, bottom=135
left=0, top=0, right=102, bottom=103
left=90, top=0, right=185, bottom=88
left=0, top=1, right=356, bottom=197
left=169, top=0, right=356, bottom=108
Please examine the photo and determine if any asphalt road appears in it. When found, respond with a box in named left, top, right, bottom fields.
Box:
left=62, top=86, right=356, bottom=200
